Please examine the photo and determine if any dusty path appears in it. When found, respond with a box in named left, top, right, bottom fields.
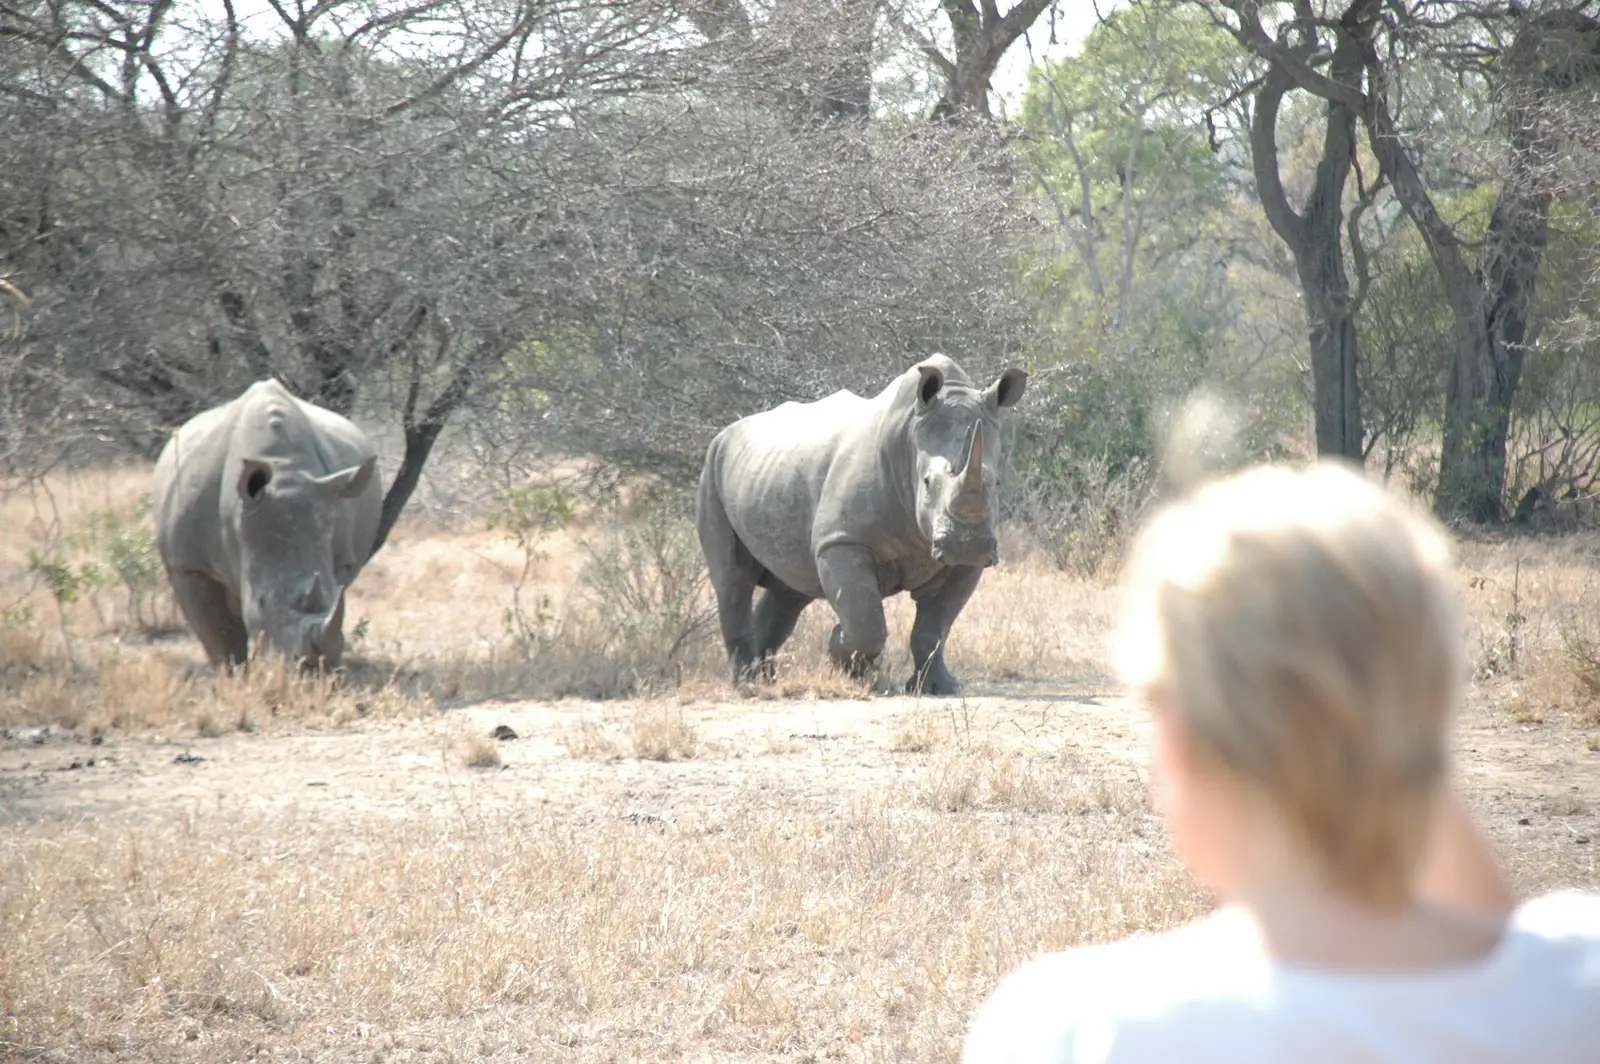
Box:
left=3, top=687, right=1596, bottom=889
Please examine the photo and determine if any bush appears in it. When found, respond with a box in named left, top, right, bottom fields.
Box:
left=564, top=497, right=717, bottom=695
left=1005, top=453, right=1156, bottom=578
left=72, top=500, right=170, bottom=632
left=492, top=484, right=717, bottom=699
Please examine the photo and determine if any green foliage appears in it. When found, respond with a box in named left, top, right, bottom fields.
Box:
left=75, top=500, right=163, bottom=597
left=1019, top=3, right=1238, bottom=232
left=1, top=603, right=38, bottom=629
left=491, top=481, right=579, bottom=554
left=491, top=479, right=579, bottom=646
left=26, top=548, right=88, bottom=608
left=52, top=500, right=171, bottom=631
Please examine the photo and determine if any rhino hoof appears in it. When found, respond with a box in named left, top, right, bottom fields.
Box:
left=907, top=672, right=961, bottom=697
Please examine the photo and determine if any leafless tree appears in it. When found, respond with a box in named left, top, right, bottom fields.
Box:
left=1, top=0, right=1036, bottom=549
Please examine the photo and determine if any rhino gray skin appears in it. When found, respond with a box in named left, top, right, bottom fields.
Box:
left=150, top=379, right=382, bottom=670
left=697, top=354, right=1027, bottom=695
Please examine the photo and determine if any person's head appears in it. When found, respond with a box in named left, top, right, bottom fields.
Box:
left=1114, top=460, right=1464, bottom=909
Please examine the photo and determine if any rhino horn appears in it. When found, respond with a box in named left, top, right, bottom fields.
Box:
left=954, top=423, right=989, bottom=520
left=960, top=422, right=984, bottom=487
left=310, top=571, right=332, bottom=611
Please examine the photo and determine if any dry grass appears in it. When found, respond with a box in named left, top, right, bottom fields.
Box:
left=0, top=784, right=1206, bottom=1062
left=915, top=743, right=1150, bottom=817
left=462, top=732, right=504, bottom=768
left=5, top=463, right=1597, bottom=733
left=891, top=710, right=944, bottom=754
left=562, top=716, right=627, bottom=760
left=631, top=703, right=698, bottom=761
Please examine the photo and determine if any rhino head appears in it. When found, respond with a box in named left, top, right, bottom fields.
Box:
left=910, top=360, right=1028, bottom=569
left=234, top=454, right=376, bottom=669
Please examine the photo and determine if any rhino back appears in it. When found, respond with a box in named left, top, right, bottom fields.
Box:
left=710, top=388, right=909, bottom=597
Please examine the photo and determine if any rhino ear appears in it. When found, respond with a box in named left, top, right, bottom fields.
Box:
left=987, top=367, right=1028, bottom=410
left=315, top=455, right=377, bottom=500
left=237, top=458, right=273, bottom=503
left=916, top=364, right=945, bottom=407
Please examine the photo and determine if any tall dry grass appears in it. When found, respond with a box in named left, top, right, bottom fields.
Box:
left=6, top=465, right=1600, bottom=731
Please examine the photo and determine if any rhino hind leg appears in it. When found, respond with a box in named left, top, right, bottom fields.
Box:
left=168, top=568, right=249, bottom=668
left=751, top=579, right=812, bottom=681
left=697, top=473, right=762, bottom=684
left=907, top=565, right=983, bottom=696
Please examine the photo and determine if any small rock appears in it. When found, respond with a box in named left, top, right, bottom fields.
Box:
left=173, top=752, right=207, bottom=765
left=1517, top=816, right=1532, bottom=826
left=1575, top=836, right=1591, bottom=845
left=490, top=724, right=519, bottom=742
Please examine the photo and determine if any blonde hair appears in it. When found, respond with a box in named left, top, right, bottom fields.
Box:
left=1115, top=461, right=1464, bottom=907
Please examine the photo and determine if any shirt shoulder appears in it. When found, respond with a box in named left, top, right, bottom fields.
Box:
left=962, top=915, right=1262, bottom=1064
left=1513, top=890, right=1600, bottom=940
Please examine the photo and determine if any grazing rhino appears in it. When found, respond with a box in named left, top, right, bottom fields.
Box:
left=696, top=354, right=1027, bottom=695
left=151, top=378, right=382, bottom=669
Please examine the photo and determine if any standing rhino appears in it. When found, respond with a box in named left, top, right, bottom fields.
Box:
left=697, top=354, right=1027, bottom=695
left=151, top=379, right=382, bottom=670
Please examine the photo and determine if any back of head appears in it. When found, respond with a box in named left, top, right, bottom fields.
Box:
left=1114, top=461, right=1465, bottom=907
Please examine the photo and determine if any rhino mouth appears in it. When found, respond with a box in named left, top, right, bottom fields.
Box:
left=931, top=533, right=999, bottom=569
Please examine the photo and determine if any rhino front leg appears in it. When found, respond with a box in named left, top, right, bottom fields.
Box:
left=907, top=565, right=983, bottom=696
left=817, top=545, right=889, bottom=687
left=168, top=567, right=249, bottom=668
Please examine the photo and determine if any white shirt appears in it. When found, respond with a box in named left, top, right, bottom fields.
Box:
left=962, top=891, right=1600, bottom=1064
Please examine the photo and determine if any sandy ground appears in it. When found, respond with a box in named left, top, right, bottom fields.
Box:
left=4, top=684, right=1596, bottom=884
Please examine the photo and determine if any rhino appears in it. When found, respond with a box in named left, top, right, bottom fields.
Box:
left=150, top=378, right=383, bottom=670
left=696, top=354, right=1027, bottom=695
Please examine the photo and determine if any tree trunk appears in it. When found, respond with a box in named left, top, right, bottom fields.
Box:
left=1301, top=279, right=1363, bottom=458
left=369, top=347, right=485, bottom=556
left=1434, top=186, right=1547, bottom=522
left=1250, top=54, right=1364, bottom=461
left=930, top=0, right=1053, bottom=121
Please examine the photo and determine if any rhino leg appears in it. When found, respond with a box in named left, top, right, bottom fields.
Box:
left=818, top=546, right=888, bottom=685
left=752, top=580, right=812, bottom=681
left=907, top=565, right=983, bottom=696
left=698, top=473, right=761, bottom=683
left=168, top=568, right=249, bottom=668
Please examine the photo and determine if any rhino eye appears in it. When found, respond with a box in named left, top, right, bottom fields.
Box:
left=922, top=474, right=933, bottom=490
